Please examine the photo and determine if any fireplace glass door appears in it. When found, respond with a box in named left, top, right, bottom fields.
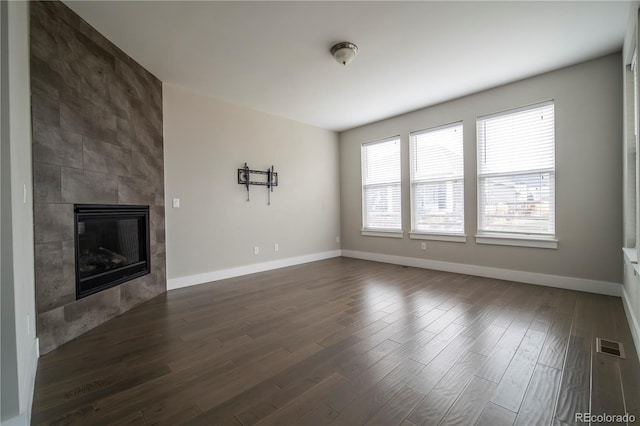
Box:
left=75, top=205, right=150, bottom=299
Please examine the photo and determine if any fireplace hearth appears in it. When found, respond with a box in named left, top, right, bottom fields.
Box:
left=74, top=205, right=150, bottom=299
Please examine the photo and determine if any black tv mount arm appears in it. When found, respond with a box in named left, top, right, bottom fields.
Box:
left=237, top=163, right=278, bottom=205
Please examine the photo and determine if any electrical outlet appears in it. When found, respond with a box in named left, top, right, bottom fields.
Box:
left=420, top=242, right=427, bottom=251
left=274, top=243, right=279, bottom=252
left=172, top=198, right=180, bottom=208
left=254, top=246, right=260, bottom=255
left=336, top=236, right=341, bottom=243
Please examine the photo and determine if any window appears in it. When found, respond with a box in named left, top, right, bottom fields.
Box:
left=361, top=136, right=402, bottom=237
left=629, top=50, right=638, bottom=249
left=477, top=101, right=556, bottom=248
left=410, top=122, right=465, bottom=241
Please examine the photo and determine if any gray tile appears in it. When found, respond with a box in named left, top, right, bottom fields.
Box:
left=131, top=146, right=163, bottom=184
left=107, top=85, right=131, bottom=121
left=85, top=107, right=118, bottom=144
left=116, top=116, right=134, bottom=148
left=59, top=91, right=90, bottom=135
left=77, top=18, right=121, bottom=59
left=44, top=41, right=84, bottom=93
left=120, top=271, right=164, bottom=313
left=78, top=61, right=111, bottom=105
left=130, top=100, right=162, bottom=154
left=83, top=137, right=132, bottom=177
left=30, top=13, right=62, bottom=65
left=30, top=0, right=166, bottom=353
left=33, top=162, right=61, bottom=203
left=76, top=30, right=116, bottom=77
left=33, top=121, right=83, bottom=168
left=64, top=286, right=120, bottom=341
left=31, top=1, right=79, bottom=31
left=154, top=193, right=165, bottom=207
left=114, top=59, right=148, bottom=102
left=118, top=176, right=156, bottom=205
left=35, top=241, right=75, bottom=313
left=151, top=244, right=166, bottom=263
left=150, top=206, right=165, bottom=244
left=63, top=240, right=75, bottom=286
left=31, top=57, right=63, bottom=97
left=132, top=123, right=162, bottom=158
left=31, top=92, right=59, bottom=127
left=34, top=203, right=73, bottom=244
left=59, top=89, right=117, bottom=141
left=61, top=167, right=118, bottom=204
left=37, top=307, right=66, bottom=355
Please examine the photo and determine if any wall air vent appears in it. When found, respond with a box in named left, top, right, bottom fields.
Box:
left=596, top=338, right=626, bottom=359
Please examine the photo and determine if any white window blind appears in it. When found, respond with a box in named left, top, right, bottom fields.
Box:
left=362, top=137, right=401, bottom=231
left=410, top=122, right=464, bottom=234
left=477, top=101, right=555, bottom=237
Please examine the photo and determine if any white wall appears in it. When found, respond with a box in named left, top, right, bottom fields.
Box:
left=622, top=2, right=640, bottom=360
left=340, top=54, right=622, bottom=289
left=1, top=1, right=38, bottom=423
left=163, top=84, right=340, bottom=288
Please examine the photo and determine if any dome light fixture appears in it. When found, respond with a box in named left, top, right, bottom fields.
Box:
left=331, top=42, right=358, bottom=66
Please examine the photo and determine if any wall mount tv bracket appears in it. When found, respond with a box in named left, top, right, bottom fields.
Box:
left=237, top=163, right=278, bottom=205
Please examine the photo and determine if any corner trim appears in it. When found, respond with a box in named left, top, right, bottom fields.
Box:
left=340, top=250, right=621, bottom=297
left=167, top=250, right=341, bottom=290
left=622, top=286, right=640, bottom=363
left=24, top=337, right=39, bottom=425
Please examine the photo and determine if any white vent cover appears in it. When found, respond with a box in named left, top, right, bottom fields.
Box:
left=596, top=338, right=626, bottom=359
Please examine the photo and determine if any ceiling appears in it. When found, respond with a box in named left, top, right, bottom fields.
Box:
left=64, top=1, right=631, bottom=132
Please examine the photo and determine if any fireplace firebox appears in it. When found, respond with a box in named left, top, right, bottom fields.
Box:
left=74, top=205, right=150, bottom=299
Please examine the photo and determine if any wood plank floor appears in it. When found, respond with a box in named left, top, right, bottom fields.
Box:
left=31, top=258, right=639, bottom=425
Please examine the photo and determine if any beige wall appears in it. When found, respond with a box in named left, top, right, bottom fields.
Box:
left=340, top=53, right=622, bottom=285
left=163, top=84, right=340, bottom=283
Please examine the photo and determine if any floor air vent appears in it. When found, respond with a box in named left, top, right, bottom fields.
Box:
left=596, top=338, right=626, bottom=359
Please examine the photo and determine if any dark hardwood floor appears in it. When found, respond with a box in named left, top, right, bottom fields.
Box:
left=32, top=257, right=640, bottom=425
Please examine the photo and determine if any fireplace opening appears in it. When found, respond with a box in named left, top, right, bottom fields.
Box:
left=74, top=205, right=150, bottom=299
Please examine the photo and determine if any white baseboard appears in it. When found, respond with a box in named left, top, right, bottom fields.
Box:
left=622, top=286, right=640, bottom=362
left=167, top=250, right=341, bottom=290
left=2, top=414, right=28, bottom=426
left=341, top=250, right=622, bottom=297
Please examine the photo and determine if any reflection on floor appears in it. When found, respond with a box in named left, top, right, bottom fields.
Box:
left=32, top=257, right=640, bottom=425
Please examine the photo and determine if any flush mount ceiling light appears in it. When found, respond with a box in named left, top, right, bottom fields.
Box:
left=331, top=42, right=358, bottom=66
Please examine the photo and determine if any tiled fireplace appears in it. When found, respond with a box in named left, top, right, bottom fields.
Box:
left=30, top=1, right=166, bottom=353
left=74, top=204, right=151, bottom=299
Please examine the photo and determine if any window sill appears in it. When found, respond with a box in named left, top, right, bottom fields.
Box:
left=623, top=247, right=638, bottom=263
left=410, top=232, right=467, bottom=243
left=361, top=229, right=404, bottom=238
left=475, top=234, right=558, bottom=249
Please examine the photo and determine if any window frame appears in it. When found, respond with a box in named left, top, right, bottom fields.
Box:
left=475, top=100, right=558, bottom=249
left=409, top=121, right=466, bottom=243
left=360, top=135, right=403, bottom=238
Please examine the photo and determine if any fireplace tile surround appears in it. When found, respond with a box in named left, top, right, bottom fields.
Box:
left=30, top=1, right=166, bottom=353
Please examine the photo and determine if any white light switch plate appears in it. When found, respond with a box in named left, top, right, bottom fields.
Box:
left=172, top=198, right=180, bottom=208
